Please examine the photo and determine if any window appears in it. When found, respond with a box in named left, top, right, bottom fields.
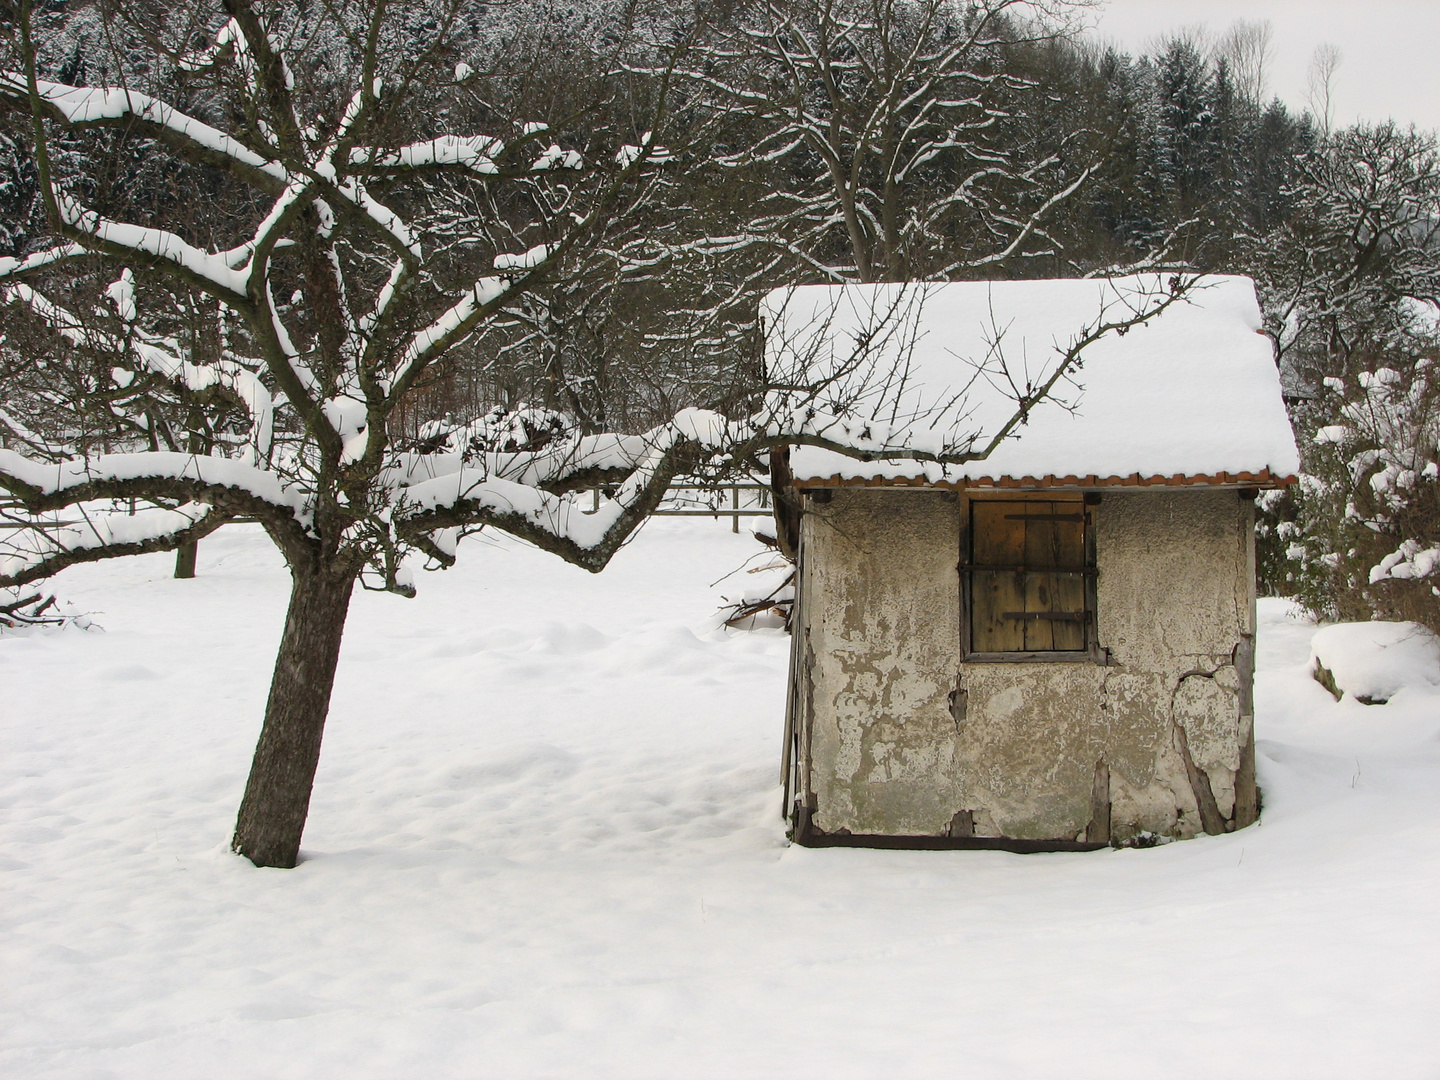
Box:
left=963, top=496, right=1096, bottom=658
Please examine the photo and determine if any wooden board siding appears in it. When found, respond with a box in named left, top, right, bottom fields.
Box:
left=1026, top=504, right=1086, bottom=651
left=971, top=501, right=1026, bottom=652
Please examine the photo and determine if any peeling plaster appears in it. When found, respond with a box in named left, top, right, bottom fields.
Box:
left=791, top=487, right=1259, bottom=846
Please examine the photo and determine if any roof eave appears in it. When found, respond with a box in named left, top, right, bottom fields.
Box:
left=789, top=469, right=1298, bottom=491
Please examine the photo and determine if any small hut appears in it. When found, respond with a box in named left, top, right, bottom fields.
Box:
left=768, top=276, right=1300, bottom=850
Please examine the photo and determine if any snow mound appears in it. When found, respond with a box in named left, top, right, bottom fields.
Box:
left=1309, top=621, right=1440, bottom=703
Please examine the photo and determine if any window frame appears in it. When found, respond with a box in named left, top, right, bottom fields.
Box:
left=959, top=491, right=1105, bottom=664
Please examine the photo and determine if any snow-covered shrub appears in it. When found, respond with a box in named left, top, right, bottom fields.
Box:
left=1287, top=357, right=1440, bottom=632
left=1254, top=486, right=1301, bottom=597
left=1247, top=123, right=1439, bottom=613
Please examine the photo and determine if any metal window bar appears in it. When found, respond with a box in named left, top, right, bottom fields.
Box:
left=964, top=497, right=1097, bottom=658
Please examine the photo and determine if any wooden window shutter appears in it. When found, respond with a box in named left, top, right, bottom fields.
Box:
left=968, top=499, right=1090, bottom=654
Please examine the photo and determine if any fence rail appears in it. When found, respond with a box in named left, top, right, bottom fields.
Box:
left=0, top=519, right=82, bottom=530
left=4, top=484, right=777, bottom=535
left=595, top=481, right=773, bottom=532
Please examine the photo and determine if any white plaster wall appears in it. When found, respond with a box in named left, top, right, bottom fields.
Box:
left=795, top=487, right=1256, bottom=843
left=798, top=490, right=963, bottom=835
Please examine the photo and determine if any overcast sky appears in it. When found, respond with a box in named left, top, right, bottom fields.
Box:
left=1084, top=0, right=1440, bottom=132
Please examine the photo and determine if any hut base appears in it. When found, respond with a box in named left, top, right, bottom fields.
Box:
left=790, top=805, right=1110, bottom=853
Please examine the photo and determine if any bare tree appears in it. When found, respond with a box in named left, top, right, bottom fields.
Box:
left=1306, top=43, right=1342, bottom=137
left=1, top=0, right=1187, bottom=867
left=1217, top=18, right=1273, bottom=110
left=682, top=0, right=1098, bottom=284
left=1, top=0, right=702, bottom=867
left=1255, top=123, right=1440, bottom=373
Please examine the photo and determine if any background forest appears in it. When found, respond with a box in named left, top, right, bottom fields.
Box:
left=3, top=0, right=1438, bottom=632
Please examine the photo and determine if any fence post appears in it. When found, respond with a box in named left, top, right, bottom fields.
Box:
left=732, top=483, right=740, bottom=532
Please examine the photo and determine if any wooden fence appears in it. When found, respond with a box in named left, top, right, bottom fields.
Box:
left=4, top=482, right=777, bottom=535
left=594, top=481, right=773, bottom=533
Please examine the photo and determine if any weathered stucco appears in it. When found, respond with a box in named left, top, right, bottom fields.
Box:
left=790, top=487, right=1257, bottom=846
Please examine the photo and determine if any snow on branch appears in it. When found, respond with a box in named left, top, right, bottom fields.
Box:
left=0, top=450, right=310, bottom=526
left=0, top=243, right=86, bottom=280
left=49, top=191, right=250, bottom=297
left=0, top=74, right=288, bottom=192
left=386, top=429, right=654, bottom=494
left=493, top=245, right=551, bottom=272
left=393, top=415, right=721, bottom=571
left=0, top=501, right=226, bottom=589
left=390, top=276, right=514, bottom=394
left=350, top=135, right=506, bottom=175
left=0, top=584, right=93, bottom=631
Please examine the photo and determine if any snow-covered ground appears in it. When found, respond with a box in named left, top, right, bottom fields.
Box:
left=3, top=520, right=1438, bottom=1079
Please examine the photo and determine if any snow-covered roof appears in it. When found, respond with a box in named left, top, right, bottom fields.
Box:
left=762, top=275, right=1301, bottom=488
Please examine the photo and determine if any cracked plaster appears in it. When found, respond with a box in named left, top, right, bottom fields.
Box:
left=793, top=487, right=1257, bottom=844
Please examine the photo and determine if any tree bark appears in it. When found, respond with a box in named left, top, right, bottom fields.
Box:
left=769, top=446, right=802, bottom=563
left=232, top=566, right=357, bottom=868
left=174, top=540, right=198, bottom=579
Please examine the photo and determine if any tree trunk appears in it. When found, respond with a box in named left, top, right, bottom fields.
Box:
left=174, top=540, right=198, bottom=579
left=232, top=566, right=357, bottom=868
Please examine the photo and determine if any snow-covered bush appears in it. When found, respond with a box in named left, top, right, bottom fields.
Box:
left=1287, top=357, right=1440, bottom=632
left=1254, top=487, right=1301, bottom=597
left=1249, top=122, right=1440, bottom=624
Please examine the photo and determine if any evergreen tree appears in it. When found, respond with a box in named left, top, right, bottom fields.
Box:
left=1155, top=37, right=1218, bottom=224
